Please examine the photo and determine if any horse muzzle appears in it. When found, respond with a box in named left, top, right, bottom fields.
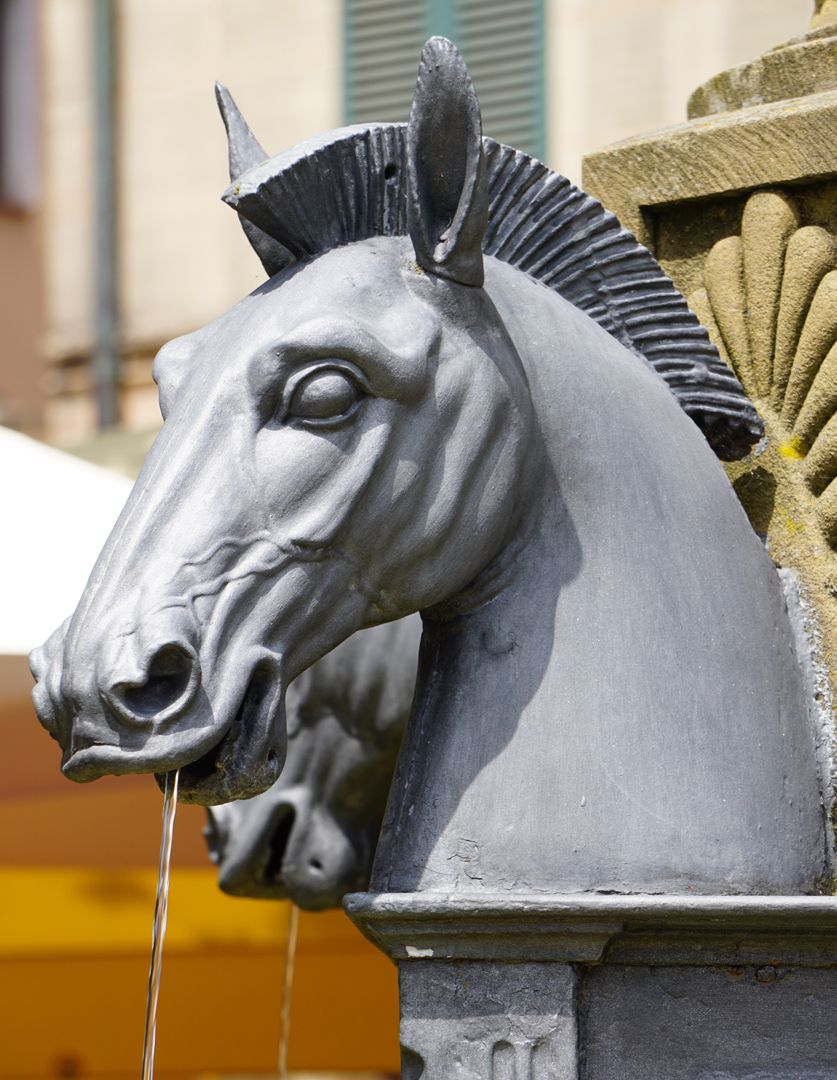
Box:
left=30, top=609, right=287, bottom=805
left=210, top=787, right=366, bottom=909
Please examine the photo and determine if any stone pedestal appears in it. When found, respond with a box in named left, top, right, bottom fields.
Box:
left=582, top=11, right=837, bottom=703
left=347, top=893, right=837, bottom=1079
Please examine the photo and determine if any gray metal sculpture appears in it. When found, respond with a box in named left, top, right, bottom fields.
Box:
left=205, top=617, right=419, bottom=908
left=31, top=37, right=837, bottom=1076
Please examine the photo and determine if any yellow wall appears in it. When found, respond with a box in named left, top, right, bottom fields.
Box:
left=0, top=870, right=400, bottom=1078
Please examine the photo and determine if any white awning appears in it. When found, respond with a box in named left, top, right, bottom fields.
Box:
left=0, top=426, right=132, bottom=659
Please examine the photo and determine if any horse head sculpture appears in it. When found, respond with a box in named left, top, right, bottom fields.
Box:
left=205, top=617, right=419, bottom=908
left=32, top=39, right=827, bottom=896
left=31, top=42, right=543, bottom=804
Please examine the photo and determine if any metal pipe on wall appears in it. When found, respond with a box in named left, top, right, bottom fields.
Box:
left=92, top=0, right=118, bottom=430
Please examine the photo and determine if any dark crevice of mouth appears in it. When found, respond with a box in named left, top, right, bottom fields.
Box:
left=172, top=730, right=226, bottom=790
left=162, top=659, right=282, bottom=803
left=263, top=806, right=295, bottom=885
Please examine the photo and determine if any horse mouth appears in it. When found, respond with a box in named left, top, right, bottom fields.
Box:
left=217, top=802, right=295, bottom=900
left=163, top=665, right=286, bottom=806
left=61, top=663, right=284, bottom=806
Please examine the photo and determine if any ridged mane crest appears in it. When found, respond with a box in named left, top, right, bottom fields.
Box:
left=222, top=120, right=761, bottom=460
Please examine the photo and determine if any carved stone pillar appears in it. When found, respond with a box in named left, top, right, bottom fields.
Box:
left=398, top=962, right=579, bottom=1080
left=582, top=6, right=837, bottom=707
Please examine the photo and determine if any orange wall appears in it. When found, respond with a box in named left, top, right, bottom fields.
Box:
left=2, top=692, right=400, bottom=1077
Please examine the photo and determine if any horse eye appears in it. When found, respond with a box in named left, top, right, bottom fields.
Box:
left=286, top=369, right=362, bottom=423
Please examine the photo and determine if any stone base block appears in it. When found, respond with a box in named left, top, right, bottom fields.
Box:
left=400, top=961, right=578, bottom=1079
left=347, top=893, right=837, bottom=1079
left=398, top=960, right=837, bottom=1079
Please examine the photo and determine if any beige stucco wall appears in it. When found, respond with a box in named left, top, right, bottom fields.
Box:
left=41, top=0, right=94, bottom=365
left=30, top=0, right=819, bottom=441
left=118, top=0, right=342, bottom=351
left=41, top=0, right=341, bottom=369
left=41, top=0, right=813, bottom=363
left=546, top=0, right=813, bottom=183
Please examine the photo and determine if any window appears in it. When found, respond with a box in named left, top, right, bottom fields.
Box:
left=344, top=0, right=546, bottom=161
left=0, top=0, right=39, bottom=210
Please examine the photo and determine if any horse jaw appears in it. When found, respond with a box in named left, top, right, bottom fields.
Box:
left=214, top=790, right=364, bottom=910
left=169, top=660, right=288, bottom=805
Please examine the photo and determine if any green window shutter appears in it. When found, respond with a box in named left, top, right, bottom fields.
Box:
left=455, top=0, right=545, bottom=161
left=343, top=0, right=428, bottom=126
left=344, top=0, right=546, bottom=161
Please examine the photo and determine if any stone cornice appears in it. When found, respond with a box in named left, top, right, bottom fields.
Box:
left=582, top=90, right=837, bottom=245
left=346, top=892, right=837, bottom=967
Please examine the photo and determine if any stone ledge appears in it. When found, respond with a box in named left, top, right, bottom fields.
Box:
left=582, top=90, right=837, bottom=244
left=345, top=892, right=837, bottom=967
left=687, top=29, right=837, bottom=118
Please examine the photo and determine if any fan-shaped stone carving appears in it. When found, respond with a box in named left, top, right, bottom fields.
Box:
left=689, top=189, right=837, bottom=695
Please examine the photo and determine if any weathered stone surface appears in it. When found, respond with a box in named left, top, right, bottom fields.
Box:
left=583, top=90, right=837, bottom=246
left=347, top=893, right=837, bottom=968
left=583, top=965, right=837, bottom=1079
left=814, top=0, right=837, bottom=30
left=397, top=959, right=837, bottom=1078
left=348, top=894, right=837, bottom=1078
left=690, top=189, right=837, bottom=529
left=687, top=22, right=837, bottom=119
left=398, top=961, right=578, bottom=1080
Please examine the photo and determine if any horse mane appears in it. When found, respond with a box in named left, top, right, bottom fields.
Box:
left=222, top=120, right=760, bottom=461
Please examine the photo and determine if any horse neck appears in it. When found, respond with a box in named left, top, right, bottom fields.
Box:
left=367, top=307, right=581, bottom=894
left=370, top=268, right=827, bottom=898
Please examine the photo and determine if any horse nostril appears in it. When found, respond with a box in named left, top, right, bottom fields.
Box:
left=109, top=642, right=198, bottom=722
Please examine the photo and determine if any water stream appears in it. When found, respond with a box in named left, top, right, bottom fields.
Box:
left=139, top=774, right=297, bottom=1078
left=141, top=769, right=180, bottom=1080
left=278, top=903, right=300, bottom=1079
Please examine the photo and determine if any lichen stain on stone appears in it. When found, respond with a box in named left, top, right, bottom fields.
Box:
left=780, top=436, right=807, bottom=460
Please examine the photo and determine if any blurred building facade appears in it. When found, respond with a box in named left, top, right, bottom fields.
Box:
left=0, top=0, right=812, bottom=450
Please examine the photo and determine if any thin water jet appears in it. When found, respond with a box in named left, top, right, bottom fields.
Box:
left=141, top=769, right=179, bottom=1080
left=278, top=902, right=299, bottom=1079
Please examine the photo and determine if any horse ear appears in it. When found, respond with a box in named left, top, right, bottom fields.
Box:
left=214, top=82, right=294, bottom=277
left=407, top=38, right=488, bottom=288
